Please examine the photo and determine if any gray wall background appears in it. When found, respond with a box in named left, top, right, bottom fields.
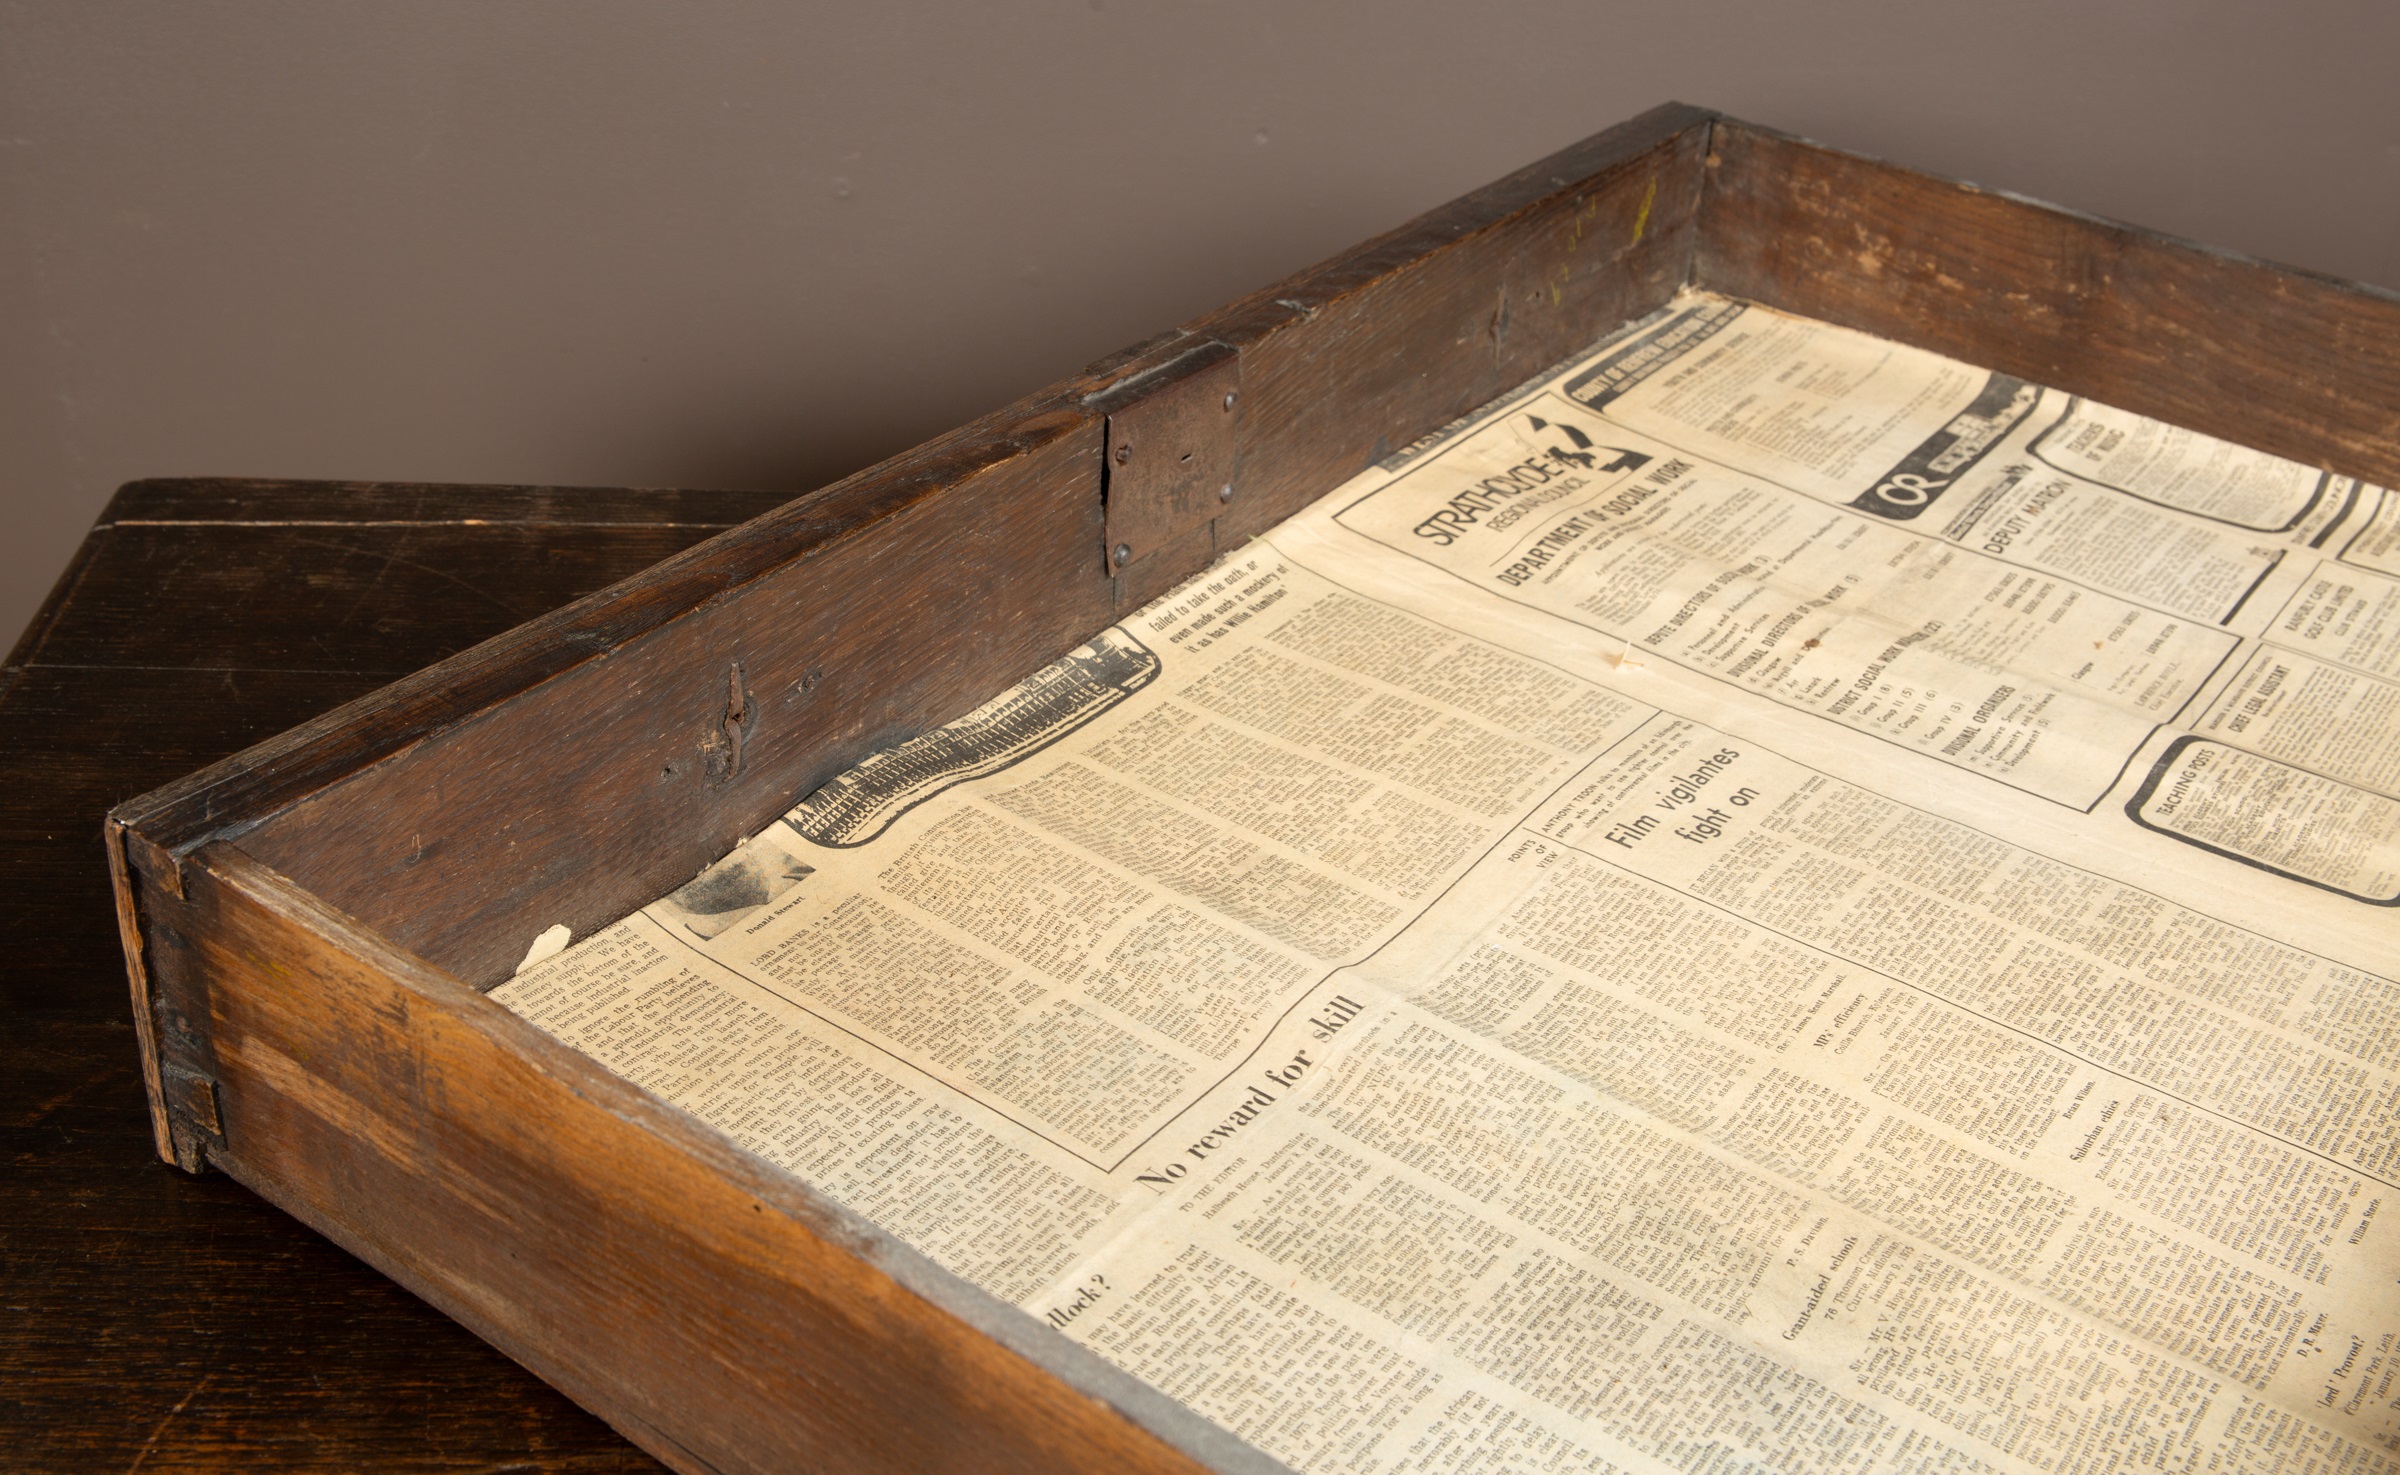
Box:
left=6, top=1, right=2397, bottom=649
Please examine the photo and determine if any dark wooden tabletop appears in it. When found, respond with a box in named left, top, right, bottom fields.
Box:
left=2, top=478, right=797, bottom=1471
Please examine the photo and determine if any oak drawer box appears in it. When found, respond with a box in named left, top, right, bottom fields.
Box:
left=108, top=104, right=2400, bottom=1474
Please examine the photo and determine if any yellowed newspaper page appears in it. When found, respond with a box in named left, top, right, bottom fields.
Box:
left=496, top=294, right=2399, bottom=1475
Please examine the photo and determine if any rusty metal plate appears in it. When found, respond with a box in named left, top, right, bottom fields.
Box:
left=1094, top=340, right=1241, bottom=573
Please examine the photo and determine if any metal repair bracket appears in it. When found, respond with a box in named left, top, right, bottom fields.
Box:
left=1087, top=339, right=1242, bottom=577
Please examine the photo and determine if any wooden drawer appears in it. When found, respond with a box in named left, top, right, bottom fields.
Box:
left=108, top=103, right=2400, bottom=1473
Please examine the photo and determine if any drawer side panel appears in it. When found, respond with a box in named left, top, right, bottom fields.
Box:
left=1697, top=121, right=2400, bottom=488
left=1210, top=106, right=1710, bottom=546
left=235, top=420, right=1115, bottom=987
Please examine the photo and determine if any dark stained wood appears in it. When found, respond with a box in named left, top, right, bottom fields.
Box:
left=6, top=480, right=775, bottom=1470
left=230, top=417, right=1120, bottom=987
left=1695, top=120, right=2400, bottom=488
left=6, top=1015, right=666, bottom=1473
left=107, top=475, right=798, bottom=528
left=3, top=668, right=384, bottom=1012
left=130, top=102, right=1719, bottom=994
left=21, top=523, right=769, bottom=675
left=110, top=401, right=1121, bottom=877
left=1210, top=103, right=1710, bottom=545
left=1099, top=339, right=1242, bottom=573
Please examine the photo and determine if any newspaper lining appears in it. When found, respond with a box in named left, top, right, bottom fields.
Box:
left=497, top=292, right=2400, bottom=1475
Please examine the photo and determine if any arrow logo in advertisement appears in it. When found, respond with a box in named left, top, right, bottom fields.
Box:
left=1526, top=413, right=1649, bottom=476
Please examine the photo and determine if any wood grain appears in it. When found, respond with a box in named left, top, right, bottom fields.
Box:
left=156, top=844, right=1263, bottom=1475
left=229, top=417, right=1120, bottom=987
left=134, top=103, right=1720, bottom=991
left=95, top=104, right=1725, bottom=1473
left=107, top=475, right=798, bottom=528
left=7, top=481, right=769, bottom=1470
left=1696, top=120, right=2400, bottom=486
left=1208, top=103, right=1709, bottom=546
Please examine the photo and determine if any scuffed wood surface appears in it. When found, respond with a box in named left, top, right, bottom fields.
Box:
left=2, top=480, right=775, bottom=1470
left=159, top=846, right=1232, bottom=1475
left=229, top=422, right=1121, bottom=987
left=1697, top=121, right=2400, bottom=487
left=1210, top=103, right=1709, bottom=544
left=118, top=104, right=1716, bottom=992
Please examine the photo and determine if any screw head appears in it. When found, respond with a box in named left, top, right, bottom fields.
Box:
left=1218, top=482, right=1234, bottom=503
left=1112, top=542, right=1132, bottom=568
left=1222, top=391, right=1238, bottom=412
left=1114, top=442, right=1131, bottom=465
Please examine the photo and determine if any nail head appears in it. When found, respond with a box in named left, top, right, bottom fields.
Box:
left=1112, top=542, right=1132, bottom=567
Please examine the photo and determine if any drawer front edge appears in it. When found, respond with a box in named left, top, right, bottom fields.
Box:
left=160, top=844, right=1279, bottom=1475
